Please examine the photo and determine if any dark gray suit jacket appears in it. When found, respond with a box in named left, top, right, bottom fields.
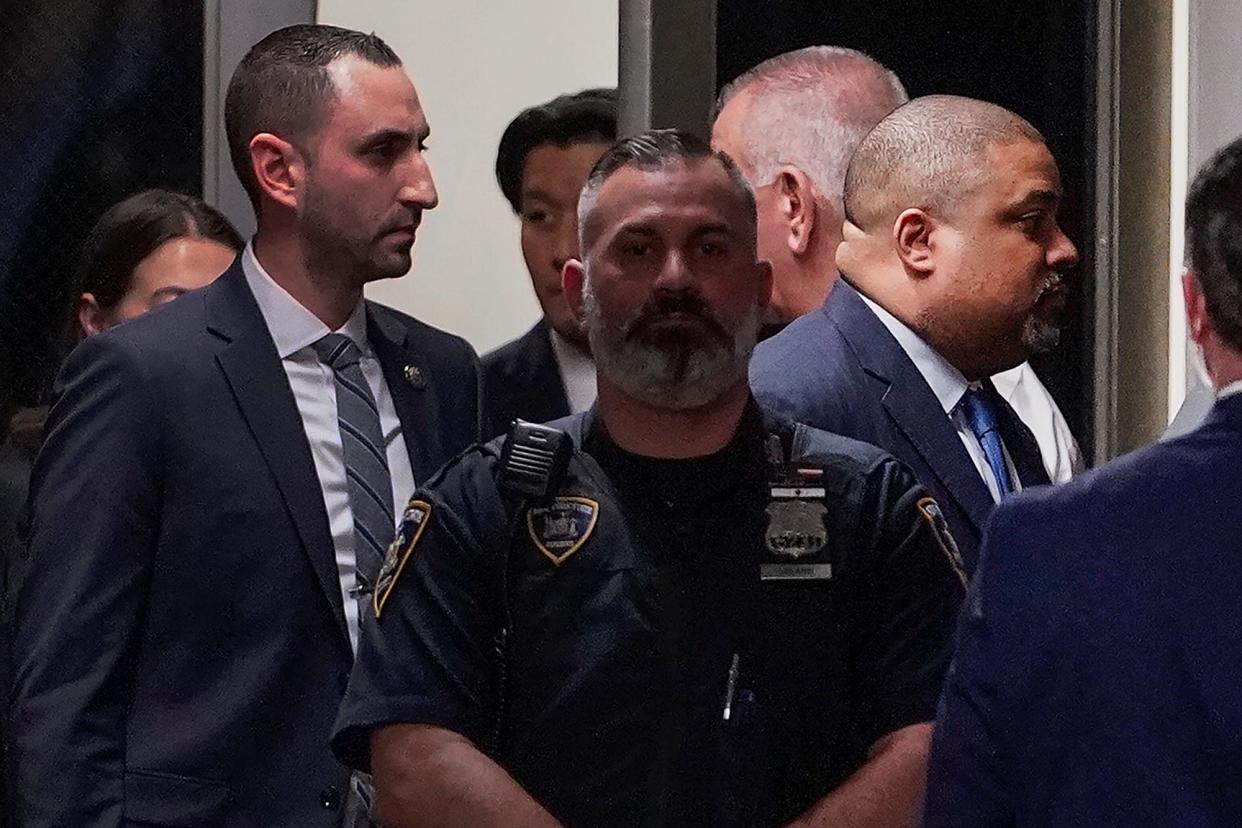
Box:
left=481, top=319, right=572, bottom=438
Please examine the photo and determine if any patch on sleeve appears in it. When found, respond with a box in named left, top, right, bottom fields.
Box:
left=373, top=499, right=432, bottom=618
left=917, top=496, right=968, bottom=586
left=527, top=497, right=598, bottom=565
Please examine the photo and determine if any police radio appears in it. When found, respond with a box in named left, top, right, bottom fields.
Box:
left=498, top=419, right=573, bottom=502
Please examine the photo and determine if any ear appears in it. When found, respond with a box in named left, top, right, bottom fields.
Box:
left=1183, top=269, right=1212, bottom=345
left=76, top=293, right=109, bottom=337
left=562, top=258, right=587, bottom=322
left=249, top=132, right=304, bottom=211
left=893, top=208, right=936, bottom=277
left=773, top=166, right=816, bottom=257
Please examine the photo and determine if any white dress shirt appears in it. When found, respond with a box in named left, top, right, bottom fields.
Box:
left=242, top=244, right=415, bottom=650
left=859, top=294, right=1021, bottom=503
left=548, top=328, right=598, bottom=414
left=991, top=363, right=1084, bottom=483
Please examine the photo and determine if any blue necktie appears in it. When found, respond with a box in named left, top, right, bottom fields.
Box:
left=959, top=385, right=1016, bottom=499
left=313, top=334, right=394, bottom=600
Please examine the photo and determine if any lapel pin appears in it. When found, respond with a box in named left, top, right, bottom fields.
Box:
left=403, top=363, right=427, bottom=389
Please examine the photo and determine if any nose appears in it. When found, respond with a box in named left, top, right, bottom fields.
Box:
left=551, top=215, right=579, bottom=275
left=653, top=250, right=694, bottom=293
left=1049, top=224, right=1079, bottom=271
left=400, top=154, right=439, bottom=211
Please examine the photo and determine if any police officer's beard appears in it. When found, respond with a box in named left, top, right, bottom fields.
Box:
left=583, top=282, right=760, bottom=410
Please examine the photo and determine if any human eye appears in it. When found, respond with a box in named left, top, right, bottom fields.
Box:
left=522, top=207, right=552, bottom=226
left=1018, top=210, right=1049, bottom=233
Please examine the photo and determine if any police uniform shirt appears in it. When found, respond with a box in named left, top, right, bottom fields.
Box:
left=333, top=402, right=964, bottom=826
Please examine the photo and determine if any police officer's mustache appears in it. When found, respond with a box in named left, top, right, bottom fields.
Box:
left=623, top=291, right=729, bottom=343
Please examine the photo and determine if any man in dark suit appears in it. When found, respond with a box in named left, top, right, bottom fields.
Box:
left=8, top=25, right=484, bottom=827
left=483, top=89, right=616, bottom=434
left=750, top=95, right=1079, bottom=573
left=924, top=134, right=1242, bottom=827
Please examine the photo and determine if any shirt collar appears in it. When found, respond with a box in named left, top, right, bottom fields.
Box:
left=241, top=241, right=370, bottom=359
left=857, top=292, right=969, bottom=414
left=1216, top=379, right=1242, bottom=401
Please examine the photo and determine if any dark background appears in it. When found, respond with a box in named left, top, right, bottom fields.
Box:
left=717, top=0, right=1099, bottom=458
left=0, top=1, right=204, bottom=436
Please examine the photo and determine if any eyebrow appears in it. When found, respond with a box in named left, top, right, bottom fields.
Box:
left=520, top=188, right=559, bottom=205
left=614, top=221, right=737, bottom=238
left=357, top=124, right=429, bottom=151
left=1015, top=189, right=1062, bottom=209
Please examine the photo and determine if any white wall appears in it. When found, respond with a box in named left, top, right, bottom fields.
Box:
left=317, top=1, right=619, bottom=354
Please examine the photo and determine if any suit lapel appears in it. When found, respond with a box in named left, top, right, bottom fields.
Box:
left=829, top=281, right=996, bottom=533
left=206, top=263, right=349, bottom=647
left=527, top=321, right=573, bottom=420
left=367, top=305, right=439, bottom=483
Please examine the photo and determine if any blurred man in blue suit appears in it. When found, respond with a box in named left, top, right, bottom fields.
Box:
left=925, top=134, right=1242, bottom=827
left=750, top=95, right=1079, bottom=574
left=8, top=25, right=484, bottom=827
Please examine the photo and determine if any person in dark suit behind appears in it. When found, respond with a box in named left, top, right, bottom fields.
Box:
left=750, top=95, right=1079, bottom=574
left=0, top=189, right=241, bottom=828
left=483, top=89, right=616, bottom=435
left=9, top=25, right=484, bottom=828
left=925, top=134, right=1242, bottom=828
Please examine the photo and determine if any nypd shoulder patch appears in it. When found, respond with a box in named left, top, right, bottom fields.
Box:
left=917, top=496, right=968, bottom=586
left=373, top=499, right=432, bottom=618
left=527, top=497, right=599, bottom=566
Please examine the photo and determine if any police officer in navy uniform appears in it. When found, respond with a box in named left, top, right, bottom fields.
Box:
left=333, top=130, right=964, bottom=827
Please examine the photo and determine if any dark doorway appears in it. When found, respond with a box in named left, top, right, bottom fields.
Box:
left=718, top=0, right=1100, bottom=458
left=0, top=1, right=205, bottom=433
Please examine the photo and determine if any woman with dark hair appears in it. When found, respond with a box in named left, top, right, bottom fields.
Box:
left=3, top=187, right=241, bottom=575
left=72, top=188, right=243, bottom=336
left=1, top=192, right=242, bottom=812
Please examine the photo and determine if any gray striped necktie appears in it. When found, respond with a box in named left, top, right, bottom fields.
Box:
left=312, top=333, right=394, bottom=601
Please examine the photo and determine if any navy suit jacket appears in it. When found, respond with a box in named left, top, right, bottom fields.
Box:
left=751, top=280, right=1045, bottom=574
left=481, top=319, right=571, bottom=438
left=925, top=393, right=1242, bottom=827
left=8, top=260, right=485, bottom=827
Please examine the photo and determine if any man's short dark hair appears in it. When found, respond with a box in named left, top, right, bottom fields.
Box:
left=1186, top=135, right=1242, bottom=351
left=577, top=129, right=756, bottom=250
left=224, top=24, right=402, bottom=208
left=494, top=88, right=618, bottom=214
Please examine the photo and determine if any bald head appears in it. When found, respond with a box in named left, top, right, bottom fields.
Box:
left=843, top=95, right=1045, bottom=231
left=715, top=46, right=907, bottom=208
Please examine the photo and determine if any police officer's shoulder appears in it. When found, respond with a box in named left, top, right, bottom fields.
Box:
left=406, top=441, right=511, bottom=544
left=785, top=417, right=910, bottom=484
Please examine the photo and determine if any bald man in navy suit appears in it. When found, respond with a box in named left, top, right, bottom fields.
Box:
left=750, top=96, right=1078, bottom=574
left=926, top=134, right=1242, bottom=827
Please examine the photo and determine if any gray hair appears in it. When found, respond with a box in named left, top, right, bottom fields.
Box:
left=843, top=94, right=1046, bottom=231
left=715, top=46, right=908, bottom=213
